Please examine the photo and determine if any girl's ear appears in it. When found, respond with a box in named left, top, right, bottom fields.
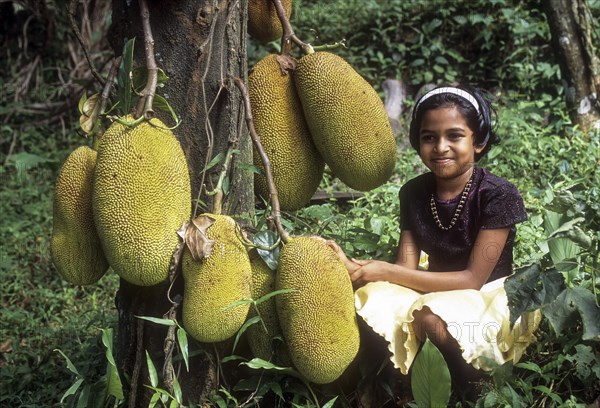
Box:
left=474, top=143, right=486, bottom=154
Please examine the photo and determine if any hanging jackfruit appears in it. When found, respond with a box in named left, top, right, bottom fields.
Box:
left=294, top=51, right=397, bottom=191
left=182, top=214, right=252, bottom=343
left=93, top=116, right=191, bottom=286
left=249, top=54, right=324, bottom=211
left=246, top=249, right=291, bottom=365
left=247, top=0, right=292, bottom=43
left=276, top=236, right=360, bottom=384
left=51, top=146, right=109, bottom=285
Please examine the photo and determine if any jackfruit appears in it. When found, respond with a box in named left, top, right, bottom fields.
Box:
left=93, top=116, right=191, bottom=286
left=294, top=52, right=397, bottom=191
left=246, top=249, right=291, bottom=365
left=182, top=214, right=252, bottom=343
left=51, top=146, right=109, bottom=285
left=276, top=236, right=359, bottom=384
left=247, top=0, right=292, bottom=43
left=249, top=54, right=324, bottom=211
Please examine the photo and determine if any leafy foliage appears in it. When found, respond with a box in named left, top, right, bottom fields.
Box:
left=3, top=0, right=600, bottom=406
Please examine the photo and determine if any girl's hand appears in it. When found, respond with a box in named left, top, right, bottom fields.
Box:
left=349, top=259, right=389, bottom=286
left=326, top=240, right=361, bottom=274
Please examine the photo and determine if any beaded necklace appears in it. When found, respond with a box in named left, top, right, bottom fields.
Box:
left=430, top=171, right=474, bottom=231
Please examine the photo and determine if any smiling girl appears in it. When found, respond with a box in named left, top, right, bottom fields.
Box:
left=329, top=85, right=540, bottom=400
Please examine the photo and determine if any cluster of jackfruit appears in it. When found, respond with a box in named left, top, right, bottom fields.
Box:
left=249, top=50, right=397, bottom=210
left=51, top=116, right=191, bottom=287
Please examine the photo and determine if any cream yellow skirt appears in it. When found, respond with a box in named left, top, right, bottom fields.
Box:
left=354, top=278, right=541, bottom=375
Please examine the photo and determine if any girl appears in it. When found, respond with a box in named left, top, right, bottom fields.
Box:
left=329, top=85, right=540, bottom=399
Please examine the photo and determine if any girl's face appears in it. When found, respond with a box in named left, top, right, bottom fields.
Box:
left=418, top=107, right=484, bottom=180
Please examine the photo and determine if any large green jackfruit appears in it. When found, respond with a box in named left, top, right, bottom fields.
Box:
left=276, top=236, right=359, bottom=384
left=182, top=214, right=252, bottom=343
left=93, top=116, right=191, bottom=286
left=51, top=146, right=109, bottom=285
left=246, top=249, right=291, bottom=365
left=249, top=54, right=324, bottom=211
left=248, top=0, right=292, bottom=43
left=294, top=52, right=397, bottom=191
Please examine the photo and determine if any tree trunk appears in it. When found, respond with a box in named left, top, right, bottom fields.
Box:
left=543, top=0, right=600, bottom=133
left=108, top=0, right=252, bottom=405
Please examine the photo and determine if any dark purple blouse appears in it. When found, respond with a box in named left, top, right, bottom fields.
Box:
left=399, top=167, right=527, bottom=282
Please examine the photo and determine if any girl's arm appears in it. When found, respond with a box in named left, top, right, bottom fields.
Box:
left=394, top=230, right=420, bottom=269
left=350, top=227, right=510, bottom=291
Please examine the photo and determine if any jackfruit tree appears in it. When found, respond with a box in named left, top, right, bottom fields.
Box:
left=105, top=1, right=252, bottom=404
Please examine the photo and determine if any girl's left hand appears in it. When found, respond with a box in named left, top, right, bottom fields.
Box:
left=348, top=259, right=389, bottom=286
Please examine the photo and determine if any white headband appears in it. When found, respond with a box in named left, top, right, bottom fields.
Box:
left=415, top=87, right=480, bottom=114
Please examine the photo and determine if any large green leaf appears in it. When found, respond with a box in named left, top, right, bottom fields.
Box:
left=101, top=329, right=124, bottom=401
left=411, top=338, right=451, bottom=408
left=505, top=264, right=565, bottom=327
left=544, top=210, right=580, bottom=273
left=542, top=286, right=600, bottom=340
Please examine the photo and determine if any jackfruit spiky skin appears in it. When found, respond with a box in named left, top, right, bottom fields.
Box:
left=93, top=116, right=191, bottom=286
left=247, top=0, right=292, bottom=43
left=182, top=214, right=252, bottom=343
left=276, top=236, right=360, bottom=384
left=247, top=249, right=291, bottom=365
left=249, top=54, right=324, bottom=211
left=294, top=52, right=397, bottom=191
left=51, top=146, right=109, bottom=285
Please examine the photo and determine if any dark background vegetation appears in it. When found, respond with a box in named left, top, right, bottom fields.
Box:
left=1, top=0, right=598, bottom=406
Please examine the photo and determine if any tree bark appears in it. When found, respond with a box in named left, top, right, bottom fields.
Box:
left=543, top=0, right=600, bottom=133
left=108, top=0, right=252, bottom=405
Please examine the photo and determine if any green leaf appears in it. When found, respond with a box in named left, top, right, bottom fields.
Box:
left=505, top=264, right=565, bottom=326
left=542, top=286, right=600, bottom=340
left=76, top=384, right=91, bottom=408
left=100, top=328, right=116, bottom=366
left=254, top=230, right=281, bottom=270
left=547, top=217, right=586, bottom=238
left=221, top=354, right=246, bottom=364
left=544, top=210, right=580, bottom=271
left=322, top=396, right=339, bottom=408
left=411, top=338, right=451, bottom=408
left=223, top=298, right=253, bottom=311
left=172, top=375, right=183, bottom=404
left=117, top=38, right=135, bottom=115
left=136, top=315, right=177, bottom=326
left=60, top=378, right=84, bottom=403
left=146, top=351, right=158, bottom=388
left=565, top=344, right=599, bottom=383
left=204, top=152, right=226, bottom=172
left=102, top=330, right=124, bottom=401
left=176, top=327, right=190, bottom=371
left=532, top=385, right=563, bottom=404
left=232, top=315, right=261, bottom=353
left=153, top=94, right=179, bottom=127
left=55, top=349, right=82, bottom=377
left=255, top=288, right=298, bottom=306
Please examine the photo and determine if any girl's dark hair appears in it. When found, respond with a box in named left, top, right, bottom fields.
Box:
left=408, top=85, right=498, bottom=161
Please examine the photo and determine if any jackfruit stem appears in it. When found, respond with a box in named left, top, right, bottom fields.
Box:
left=93, top=56, right=122, bottom=149
left=271, top=0, right=312, bottom=56
left=206, top=145, right=237, bottom=215
left=230, top=77, right=290, bottom=244
left=135, top=0, right=158, bottom=120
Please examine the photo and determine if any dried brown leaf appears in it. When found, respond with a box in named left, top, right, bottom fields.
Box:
left=184, top=215, right=216, bottom=261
